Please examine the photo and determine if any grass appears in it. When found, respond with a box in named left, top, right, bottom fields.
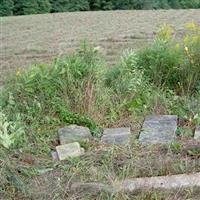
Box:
left=1, top=12, right=200, bottom=200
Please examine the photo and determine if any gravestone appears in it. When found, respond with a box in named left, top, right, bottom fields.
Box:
left=56, top=142, right=84, bottom=161
left=58, top=125, right=91, bottom=144
left=194, top=126, right=200, bottom=141
left=139, top=115, right=177, bottom=145
left=101, top=127, right=131, bottom=145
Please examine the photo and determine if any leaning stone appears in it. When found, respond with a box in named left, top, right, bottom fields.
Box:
left=56, top=142, right=84, bottom=161
left=115, top=172, right=200, bottom=192
left=58, top=125, right=92, bottom=145
left=101, top=127, right=131, bottom=145
left=139, top=115, right=177, bottom=145
left=194, top=126, right=200, bottom=141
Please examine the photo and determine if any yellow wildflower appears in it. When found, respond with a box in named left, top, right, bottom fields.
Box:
left=186, top=22, right=196, bottom=31
left=16, top=70, right=21, bottom=76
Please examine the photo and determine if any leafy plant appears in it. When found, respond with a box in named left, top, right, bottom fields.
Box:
left=135, top=23, right=200, bottom=95
left=0, top=110, right=24, bottom=149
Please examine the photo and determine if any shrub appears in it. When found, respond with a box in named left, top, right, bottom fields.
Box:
left=135, top=24, right=200, bottom=95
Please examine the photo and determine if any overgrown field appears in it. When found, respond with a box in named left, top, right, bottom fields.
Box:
left=1, top=9, right=200, bottom=85
left=0, top=21, right=200, bottom=199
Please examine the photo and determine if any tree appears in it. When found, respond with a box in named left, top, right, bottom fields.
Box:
left=143, top=0, right=155, bottom=9
left=67, top=0, right=90, bottom=11
left=154, top=0, right=170, bottom=9
left=14, top=0, right=39, bottom=15
left=51, top=0, right=89, bottom=12
left=0, top=0, right=14, bottom=16
left=37, top=0, right=51, bottom=14
left=89, top=0, right=101, bottom=10
left=168, top=0, right=181, bottom=8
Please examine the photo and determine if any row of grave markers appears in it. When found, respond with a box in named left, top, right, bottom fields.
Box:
left=52, top=115, right=200, bottom=161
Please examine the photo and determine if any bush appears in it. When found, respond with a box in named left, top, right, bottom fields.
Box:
left=135, top=24, right=200, bottom=95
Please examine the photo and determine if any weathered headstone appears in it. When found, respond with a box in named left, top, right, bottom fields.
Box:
left=56, top=142, right=84, bottom=161
left=194, top=126, right=200, bottom=141
left=58, top=125, right=91, bottom=145
left=139, top=115, right=177, bottom=145
left=101, top=127, right=131, bottom=145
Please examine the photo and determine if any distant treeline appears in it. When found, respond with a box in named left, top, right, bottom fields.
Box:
left=1, top=0, right=200, bottom=16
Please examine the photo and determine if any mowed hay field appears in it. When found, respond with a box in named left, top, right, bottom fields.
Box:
left=1, top=9, right=200, bottom=85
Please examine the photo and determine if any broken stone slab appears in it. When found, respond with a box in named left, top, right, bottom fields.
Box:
left=115, top=172, right=200, bottom=192
left=71, top=182, right=115, bottom=195
left=58, top=125, right=92, bottom=145
left=139, top=115, right=177, bottom=145
left=71, top=173, right=200, bottom=195
left=101, top=127, right=131, bottom=145
left=194, top=126, right=200, bottom=141
left=56, top=142, right=84, bottom=161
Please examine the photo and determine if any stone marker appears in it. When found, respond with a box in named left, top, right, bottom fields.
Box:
left=194, top=126, right=200, bottom=141
left=101, top=127, right=131, bottom=145
left=58, top=125, right=91, bottom=145
left=139, top=115, right=177, bottom=145
left=71, top=172, right=200, bottom=195
left=56, top=142, right=84, bottom=161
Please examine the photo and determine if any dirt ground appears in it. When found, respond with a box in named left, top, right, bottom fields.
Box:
left=1, top=9, right=200, bottom=85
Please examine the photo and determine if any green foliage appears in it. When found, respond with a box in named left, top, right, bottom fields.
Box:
left=0, top=0, right=14, bottom=16
left=135, top=24, right=200, bottom=95
left=1, top=42, right=109, bottom=137
left=13, top=0, right=39, bottom=15
left=0, top=109, right=24, bottom=149
left=37, top=0, right=51, bottom=13
left=51, top=0, right=90, bottom=12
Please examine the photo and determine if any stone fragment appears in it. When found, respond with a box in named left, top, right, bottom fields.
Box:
left=56, top=142, right=84, bottom=161
left=115, top=172, right=200, bottom=192
left=71, top=173, right=200, bottom=195
left=71, top=182, right=115, bottom=195
left=51, top=151, right=59, bottom=161
left=101, top=127, right=131, bottom=145
left=139, top=115, right=177, bottom=145
left=194, top=126, right=200, bottom=141
left=58, top=125, right=91, bottom=145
